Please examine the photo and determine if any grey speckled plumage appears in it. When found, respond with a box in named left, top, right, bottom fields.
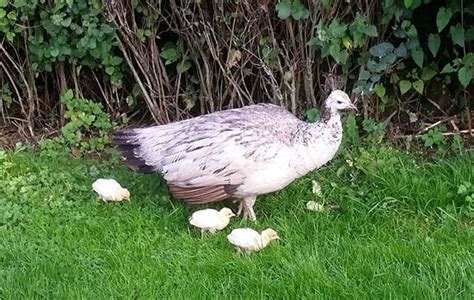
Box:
left=112, top=90, right=356, bottom=220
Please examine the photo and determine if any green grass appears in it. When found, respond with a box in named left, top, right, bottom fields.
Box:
left=0, top=147, right=473, bottom=298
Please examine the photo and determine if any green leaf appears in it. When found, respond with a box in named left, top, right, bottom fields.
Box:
left=399, top=80, right=412, bottom=94
left=404, top=0, right=412, bottom=8
left=411, top=47, right=424, bottom=68
left=328, top=19, right=347, bottom=39
left=61, top=17, right=72, bottom=27
left=440, top=63, right=456, bottom=73
left=105, top=66, right=115, bottom=76
left=450, top=24, right=465, bottom=47
left=306, top=38, right=319, bottom=47
left=369, top=42, right=394, bottom=57
left=276, top=1, right=292, bottom=20
left=463, top=53, right=474, bottom=66
left=6, top=11, right=16, bottom=20
left=428, top=33, right=440, bottom=57
left=436, top=7, right=453, bottom=32
left=364, top=25, right=378, bottom=37
left=358, top=70, right=370, bottom=80
left=413, top=79, right=424, bottom=94
left=328, top=44, right=348, bottom=64
left=50, top=48, right=60, bottom=57
left=291, top=1, right=310, bottom=20
left=421, top=67, right=437, bottom=81
left=374, top=84, right=386, bottom=97
left=458, top=67, right=473, bottom=88
left=0, top=8, right=6, bottom=18
left=306, top=108, right=320, bottom=123
left=176, top=60, right=191, bottom=74
left=110, top=56, right=123, bottom=66
left=62, top=89, right=74, bottom=102
left=382, top=53, right=396, bottom=64
left=394, top=43, right=408, bottom=57
left=0, top=0, right=8, bottom=8
left=160, top=43, right=181, bottom=65
left=6, top=31, right=14, bottom=42
left=13, top=0, right=25, bottom=7
left=466, top=27, right=474, bottom=42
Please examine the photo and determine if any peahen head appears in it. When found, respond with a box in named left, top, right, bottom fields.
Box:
left=324, top=90, right=357, bottom=113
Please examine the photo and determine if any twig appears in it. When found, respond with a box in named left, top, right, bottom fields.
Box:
left=393, top=129, right=474, bottom=139
left=417, top=117, right=456, bottom=134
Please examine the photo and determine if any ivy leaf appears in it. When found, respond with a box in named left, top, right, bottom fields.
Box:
left=0, top=8, right=5, bottom=18
left=374, top=84, right=386, bottom=97
left=0, top=0, right=7, bottom=8
left=13, top=0, right=25, bottom=8
left=276, top=1, right=292, bottom=20
left=369, top=42, right=394, bottom=57
left=413, top=79, right=424, bottom=94
left=328, top=19, right=347, bottom=39
left=458, top=67, right=473, bottom=88
left=358, top=70, right=371, bottom=80
left=440, top=63, right=456, bottom=73
left=436, top=7, right=453, bottom=32
left=6, top=31, right=15, bottom=42
left=62, top=89, right=74, bottom=102
left=306, top=108, right=320, bottom=123
left=393, top=27, right=406, bottom=38
left=463, top=53, right=474, bottom=66
left=306, top=38, right=319, bottom=47
left=394, top=43, right=408, bottom=57
left=291, top=1, right=310, bottom=20
left=399, top=80, right=412, bottom=94
left=328, top=44, right=348, bottom=64
left=421, top=67, right=437, bottom=81
left=50, top=48, right=60, bottom=57
left=466, top=27, right=474, bottom=42
left=428, top=33, right=440, bottom=57
left=411, top=47, right=424, bottom=68
left=160, top=43, right=180, bottom=65
left=450, top=24, right=465, bottom=47
left=364, top=25, right=378, bottom=37
left=110, top=56, right=123, bottom=66
left=382, top=53, right=396, bottom=64
left=176, top=60, right=191, bottom=74
left=61, top=17, right=72, bottom=27
left=105, top=66, right=115, bottom=75
left=404, top=0, right=412, bottom=8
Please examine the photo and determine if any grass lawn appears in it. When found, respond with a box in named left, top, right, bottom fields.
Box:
left=0, top=147, right=472, bottom=298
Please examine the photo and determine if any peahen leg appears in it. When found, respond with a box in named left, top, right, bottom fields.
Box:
left=242, top=196, right=257, bottom=221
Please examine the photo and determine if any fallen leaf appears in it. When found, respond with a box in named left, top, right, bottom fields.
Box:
left=227, top=49, right=241, bottom=68
left=311, top=180, right=322, bottom=196
left=409, top=112, right=418, bottom=123
left=306, top=201, right=325, bottom=212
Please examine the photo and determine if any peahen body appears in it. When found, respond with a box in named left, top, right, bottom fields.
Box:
left=112, top=90, right=356, bottom=220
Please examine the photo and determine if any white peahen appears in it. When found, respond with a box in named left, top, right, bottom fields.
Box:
left=112, top=90, right=356, bottom=221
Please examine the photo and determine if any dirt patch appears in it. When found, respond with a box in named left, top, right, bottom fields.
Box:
left=0, top=126, right=29, bottom=150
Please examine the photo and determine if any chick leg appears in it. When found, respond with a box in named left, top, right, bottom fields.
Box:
left=242, top=196, right=257, bottom=221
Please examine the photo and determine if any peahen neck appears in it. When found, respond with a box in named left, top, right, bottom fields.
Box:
left=319, top=101, right=336, bottom=124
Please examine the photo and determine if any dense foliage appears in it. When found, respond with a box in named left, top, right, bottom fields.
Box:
left=0, top=0, right=472, bottom=148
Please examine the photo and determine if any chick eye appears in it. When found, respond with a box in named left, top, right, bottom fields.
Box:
left=337, top=101, right=342, bottom=104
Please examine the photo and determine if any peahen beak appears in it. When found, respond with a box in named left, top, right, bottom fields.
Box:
left=348, top=103, right=358, bottom=112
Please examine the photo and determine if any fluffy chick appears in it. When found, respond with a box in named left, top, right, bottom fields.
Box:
left=189, top=208, right=235, bottom=233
